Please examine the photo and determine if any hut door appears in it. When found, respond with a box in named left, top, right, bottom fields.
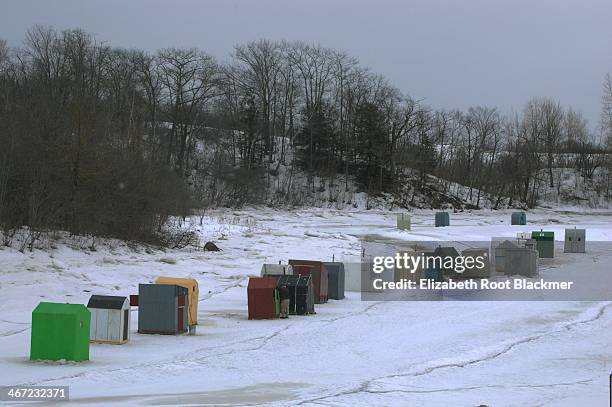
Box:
left=177, top=294, right=185, bottom=331
left=123, top=309, right=129, bottom=340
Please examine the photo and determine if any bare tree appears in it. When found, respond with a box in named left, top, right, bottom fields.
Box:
left=602, top=73, right=612, bottom=147
left=157, top=48, right=218, bottom=176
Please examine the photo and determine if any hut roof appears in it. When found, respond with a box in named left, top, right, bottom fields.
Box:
left=87, top=295, right=127, bottom=310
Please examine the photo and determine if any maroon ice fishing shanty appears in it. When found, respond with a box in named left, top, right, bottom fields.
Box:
left=288, top=260, right=328, bottom=304
left=247, top=277, right=280, bottom=319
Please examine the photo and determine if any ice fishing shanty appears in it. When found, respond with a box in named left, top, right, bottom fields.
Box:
left=491, top=239, right=518, bottom=273
left=503, top=247, right=539, bottom=277
left=288, top=259, right=328, bottom=303
left=422, top=246, right=460, bottom=281
left=436, top=246, right=461, bottom=278
left=532, top=230, right=555, bottom=258
left=30, top=302, right=90, bottom=362
left=396, top=213, right=411, bottom=230
left=138, top=284, right=189, bottom=335
left=87, top=295, right=130, bottom=344
left=393, top=249, right=425, bottom=283
left=511, top=212, right=527, bottom=225
left=277, top=274, right=315, bottom=315
left=459, top=248, right=491, bottom=279
left=247, top=277, right=280, bottom=319
left=422, top=251, right=442, bottom=281
left=260, top=264, right=294, bottom=277
left=323, top=262, right=345, bottom=300
left=435, top=212, right=450, bottom=227
left=564, top=228, right=586, bottom=253
left=154, top=277, right=199, bottom=328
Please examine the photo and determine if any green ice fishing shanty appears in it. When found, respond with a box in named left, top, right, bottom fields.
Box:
left=396, top=213, right=411, bottom=230
left=30, top=302, right=90, bottom=362
left=531, top=230, right=555, bottom=258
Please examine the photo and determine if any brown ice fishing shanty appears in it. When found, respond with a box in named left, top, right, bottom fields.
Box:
left=288, top=260, right=328, bottom=303
left=155, top=277, right=199, bottom=326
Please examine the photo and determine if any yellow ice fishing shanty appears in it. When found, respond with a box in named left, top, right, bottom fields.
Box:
left=154, top=277, right=199, bottom=327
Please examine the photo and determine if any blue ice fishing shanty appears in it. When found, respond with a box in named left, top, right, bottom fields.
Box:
left=511, top=212, right=527, bottom=225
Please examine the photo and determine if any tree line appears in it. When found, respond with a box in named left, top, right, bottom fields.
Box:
left=0, top=27, right=610, bottom=244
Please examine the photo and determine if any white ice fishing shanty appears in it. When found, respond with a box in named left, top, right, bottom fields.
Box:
left=87, top=295, right=130, bottom=344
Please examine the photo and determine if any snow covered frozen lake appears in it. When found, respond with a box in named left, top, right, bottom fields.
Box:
left=0, top=208, right=611, bottom=406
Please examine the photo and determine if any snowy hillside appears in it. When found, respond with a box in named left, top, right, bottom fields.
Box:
left=0, top=208, right=611, bottom=406
left=191, top=135, right=611, bottom=212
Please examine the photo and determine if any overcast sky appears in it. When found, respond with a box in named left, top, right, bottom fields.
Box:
left=2, top=0, right=611, bottom=128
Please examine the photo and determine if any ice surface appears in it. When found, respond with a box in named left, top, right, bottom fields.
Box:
left=0, top=208, right=610, bottom=406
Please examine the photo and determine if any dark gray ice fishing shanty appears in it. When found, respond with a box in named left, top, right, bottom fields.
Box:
left=137, top=284, right=189, bottom=335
